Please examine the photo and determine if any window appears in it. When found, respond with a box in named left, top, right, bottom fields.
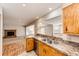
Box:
left=26, top=25, right=35, bottom=36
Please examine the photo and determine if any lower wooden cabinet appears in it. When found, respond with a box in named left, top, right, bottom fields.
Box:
left=34, top=40, right=39, bottom=55
left=26, top=38, right=34, bottom=52
left=38, top=41, right=46, bottom=56
left=38, top=41, right=65, bottom=56
left=27, top=39, right=66, bottom=56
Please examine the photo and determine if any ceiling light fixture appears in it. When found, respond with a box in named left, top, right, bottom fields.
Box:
left=22, top=4, right=26, bottom=7
left=36, top=16, right=39, bottom=19
left=48, top=8, right=52, bottom=11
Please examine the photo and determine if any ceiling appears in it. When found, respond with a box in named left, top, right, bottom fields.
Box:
left=0, top=3, right=62, bottom=26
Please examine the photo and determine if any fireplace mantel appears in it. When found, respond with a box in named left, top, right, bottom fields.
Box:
left=4, top=30, right=16, bottom=38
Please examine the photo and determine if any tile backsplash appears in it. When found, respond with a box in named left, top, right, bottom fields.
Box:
left=66, top=35, right=79, bottom=43
left=53, top=34, right=79, bottom=43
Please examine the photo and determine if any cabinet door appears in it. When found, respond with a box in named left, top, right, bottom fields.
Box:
left=38, top=41, right=65, bottom=56
left=63, top=3, right=79, bottom=34
left=49, top=47, right=65, bottom=56
left=38, top=42, right=45, bottom=56
left=74, top=4, right=79, bottom=34
left=43, top=44, right=65, bottom=56
left=26, top=38, right=34, bottom=52
left=34, top=40, right=39, bottom=55
left=42, top=43, right=54, bottom=56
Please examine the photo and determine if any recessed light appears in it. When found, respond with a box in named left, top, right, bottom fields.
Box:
left=48, top=8, right=52, bottom=11
left=36, top=16, right=39, bottom=19
left=22, top=4, right=26, bottom=7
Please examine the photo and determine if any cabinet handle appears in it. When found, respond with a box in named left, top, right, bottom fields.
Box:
left=28, top=41, right=30, bottom=45
left=66, top=26, right=68, bottom=31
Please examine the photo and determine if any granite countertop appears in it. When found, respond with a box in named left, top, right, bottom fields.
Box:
left=34, top=35, right=79, bottom=56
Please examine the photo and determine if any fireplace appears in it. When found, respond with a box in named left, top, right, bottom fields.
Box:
left=4, top=30, right=16, bottom=38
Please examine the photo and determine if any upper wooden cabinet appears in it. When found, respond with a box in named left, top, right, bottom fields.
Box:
left=63, top=3, right=79, bottom=35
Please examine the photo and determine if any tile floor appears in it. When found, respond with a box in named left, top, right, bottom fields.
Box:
left=18, top=51, right=37, bottom=56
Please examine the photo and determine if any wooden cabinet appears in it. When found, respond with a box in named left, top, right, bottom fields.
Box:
left=26, top=38, right=66, bottom=56
left=34, top=40, right=39, bottom=55
left=38, top=41, right=65, bottom=56
left=26, top=38, right=34, bottom=52
left=38, top=41, right=45, bottom=56
left=63, top=3, right=79, bottom=35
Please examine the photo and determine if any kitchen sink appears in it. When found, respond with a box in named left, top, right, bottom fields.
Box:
left=42, top=38, right=53, bottom=44
left=42, top=37, right=60, bottom=45
left=42, top=38, right=47, bottom=42
left=47, top=39, right=52, bottom=44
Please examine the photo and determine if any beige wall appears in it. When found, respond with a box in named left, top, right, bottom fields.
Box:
left=3, top=25, right=25, bottom=37
left=0, top=8, right=2, bottom=56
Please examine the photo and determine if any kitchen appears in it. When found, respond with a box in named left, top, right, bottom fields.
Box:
left=2, top=3, right=79, bottom=56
